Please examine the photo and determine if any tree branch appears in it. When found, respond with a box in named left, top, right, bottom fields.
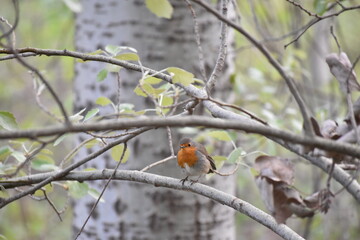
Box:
left=191, top=0, right=314, bottom=136
left=0, top=116, right=359, bottom=157
left=1, top=170, right=305, bottom=240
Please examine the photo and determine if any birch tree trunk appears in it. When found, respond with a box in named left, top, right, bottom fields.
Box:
left=72, top=1, right=235, bottom=239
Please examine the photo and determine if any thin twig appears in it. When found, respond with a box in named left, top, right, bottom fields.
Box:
left=140, top=155, right=176, bottom=172
left=75, top=143, right=128, bottom=239
left=184, top=0, right=207, bottom=81
left=0, top=0, right=19, bottom=42
left=207, top=97, right=268, bottom=125
left=0, top=127, right=148, bottom=209
left=213, top=163, right=240, bottom=176
left=0, top=143, right=46, bottom=178
left=284, top=3, right=360, bottom=48
left=192, top=0, right=314, bottom=136
left=330, top=26, right=341, bottom=53
left=42, top=189, right=63, bottom=221
left=285, top=0, right=320, bottom=18
left=116, top=71, right=122, bottom=114
left=206, top=0, right=229, bottom=92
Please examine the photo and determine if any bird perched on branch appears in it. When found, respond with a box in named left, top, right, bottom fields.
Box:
left=326, top=52, right=360, bottom=93
left=177, top=138, right=216, bottom=185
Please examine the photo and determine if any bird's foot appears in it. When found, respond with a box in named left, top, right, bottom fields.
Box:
left=180, top=176, right=188, bottom=186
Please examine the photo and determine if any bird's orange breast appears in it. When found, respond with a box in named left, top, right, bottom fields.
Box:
left=177, top=147, right=198, bottom=168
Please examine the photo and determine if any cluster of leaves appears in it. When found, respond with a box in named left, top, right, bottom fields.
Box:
left=254, top=155, right=332, bottom=223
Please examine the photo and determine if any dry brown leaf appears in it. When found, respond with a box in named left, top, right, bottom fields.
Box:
left=254, top=155, right=294, bottom=185
left=326, top=52, right=360, bottom=93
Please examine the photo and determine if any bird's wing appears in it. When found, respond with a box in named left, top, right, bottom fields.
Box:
left=207, top=155, right=217, bottom=171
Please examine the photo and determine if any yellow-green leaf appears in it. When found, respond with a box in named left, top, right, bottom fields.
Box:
left=115, top=53, right=139, bottom=61
left=87, top=49, right=103, bottom=55
left=31, top=154, right=58, bottom=171
left=134, top=85, right=148, bottom=97
left=167, top=67, right=194, bottom=86
left=96, top=96, right=113, bottom=106
left=144, top=76, right=162, bottom=84
left=84, top=108, right=99, bottom=121
left=134, top=83, right=164, bottom=97
left=0, top=146, right=13, bottom=162
left=111, top=144, right=130, bottom=163
left=0, top=111, right=17, bottom=130
left=97, top=69, right=108, bottom=82
left=33, top=184, right=54, bottom=197
left=160, top=95, right=173, bottom=114
left=208, top=130, right=232, bottom=141
left=105, top=44, right=120, bottom=56
left=67, top=181, right=89, bottom=199
left=145, top=0, right=173, bottom=19
left=88, top=187, right=105, bottom=203
left=54, top=134, right=69, bottom=146
left=11, top=151, right=26, bottom=162
left=85, top=139, right=101, bottom=149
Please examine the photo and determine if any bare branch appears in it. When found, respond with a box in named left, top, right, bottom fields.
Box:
left=0, top=116, right=359, bottom=158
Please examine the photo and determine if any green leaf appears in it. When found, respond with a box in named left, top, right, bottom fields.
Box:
left=88, top=187, right=105, bottom=203
left=115, top=53, right=139, bottom=61
left=31, top=154, right=58, bottom=171
left=68, top=181, right=89, bottom=199
left=97, top=69, right=108, bottom=82
left=33, top=184, right=54, bottom=197
left=227, top=148, right=246, bottom=163
left=134, top=83, right=165, bottom=97
left=84, top=108, right=99, bottom=121
left=167, top=67, right=194, bottom=86
left=0, top=146, right=13, bottom=162
left=84, top=139, right=101, bottom=149
left=313, top=0, right=328, bottom=15
left=105, top=45, right=121, bottom=56
left=54, top=134, right=69, bottom=146
left=106, top=64, right=121, bottom=73
left=111, top=144, right=130, bottom=163
left=119, top=103, right=134, bottom=111
left=159, top=95, right=173, bottom=114
left=134, top=85, right=147, bottom=97
left=70, top=108, right=86, bottom=123
left=145, top=0, right=173, bottom=19
left=11, top=151, right=26, bottom=162
left=144, top=76, right=162, bottom=84
left=96, top=96, right=113, bottom=106
left=208, top=130, right=232, bottom=141
left=87, top=49, right=103, bottom=55
left=0, top=111, right=18, bottom=130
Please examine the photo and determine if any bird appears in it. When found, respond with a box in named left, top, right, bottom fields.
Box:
left=177, top=138, right=216, bottom=185
left=325, top=52, right=360, bottom=93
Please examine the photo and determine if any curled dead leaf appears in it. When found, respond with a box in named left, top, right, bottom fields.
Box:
left=254, top=155, right=294, bottom=185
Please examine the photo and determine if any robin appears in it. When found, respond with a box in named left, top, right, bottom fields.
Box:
left=177, top=138, right=216, bottom=185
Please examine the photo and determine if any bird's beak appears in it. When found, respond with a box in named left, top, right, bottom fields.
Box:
left=180, top=145, right=185, bottom=149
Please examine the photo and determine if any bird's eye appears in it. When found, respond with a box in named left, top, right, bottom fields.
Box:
left=188, top=143, right=191, bottom=147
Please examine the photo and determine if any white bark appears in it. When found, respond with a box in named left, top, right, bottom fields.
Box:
left=73, top=1, right=235, bottom=239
